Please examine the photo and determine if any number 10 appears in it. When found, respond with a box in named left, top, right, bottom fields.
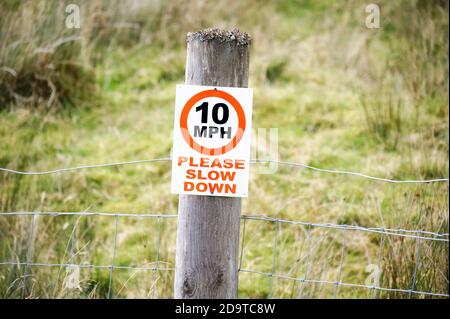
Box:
left=196, top=102, right=229, bottom=125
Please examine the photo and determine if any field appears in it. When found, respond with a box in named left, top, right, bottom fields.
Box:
left=0, top=0, right=448, bottom=298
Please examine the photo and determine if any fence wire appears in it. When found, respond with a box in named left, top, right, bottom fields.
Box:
left=0, top=211, right=448, bottom=298
left=0, top=157, right=448, bottom=183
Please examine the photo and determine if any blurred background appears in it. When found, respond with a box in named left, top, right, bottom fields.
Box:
left=0, top=0, right=448, bottom=298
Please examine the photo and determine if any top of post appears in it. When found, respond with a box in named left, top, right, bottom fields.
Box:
left=187, top=28, right=251, bottom=46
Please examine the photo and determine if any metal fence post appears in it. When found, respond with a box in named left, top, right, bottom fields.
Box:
left=174, top=29, right=251, bottom=299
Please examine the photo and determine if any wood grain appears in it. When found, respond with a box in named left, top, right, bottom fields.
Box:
left=174, top=29, right=251, bottom=299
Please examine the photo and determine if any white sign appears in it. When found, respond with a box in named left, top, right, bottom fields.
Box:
left=171, top=84, right=253, bottom=197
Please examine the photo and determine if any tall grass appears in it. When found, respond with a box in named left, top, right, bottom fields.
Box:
left=361, top=89, right=403, bottom=151
left=0, top=0, right=275, bottom=109
left=1, top=1, right=92, bottom=109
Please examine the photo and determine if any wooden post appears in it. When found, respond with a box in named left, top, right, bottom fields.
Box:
left=174, top=29, right=251, bottom=299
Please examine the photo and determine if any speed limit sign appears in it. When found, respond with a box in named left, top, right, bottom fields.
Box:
left=171, top=84, right=253, bottom=197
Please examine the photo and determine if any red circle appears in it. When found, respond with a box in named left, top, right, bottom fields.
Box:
left=180, top=89, right=246, bottom=156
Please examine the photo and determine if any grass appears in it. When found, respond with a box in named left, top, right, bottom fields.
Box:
left=0, top=0, right=448, bottom=298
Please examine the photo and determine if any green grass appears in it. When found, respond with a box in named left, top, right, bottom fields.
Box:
left=0, top=0, right=448, bottom=298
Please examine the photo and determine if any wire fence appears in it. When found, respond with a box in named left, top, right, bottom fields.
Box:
left=0, top=211, right=448, bottom=298
left=0, top=158, right=448, bottom=298
left=1, top=157, right=449, bottom=183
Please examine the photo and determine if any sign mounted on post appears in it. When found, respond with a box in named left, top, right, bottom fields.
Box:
left=171, top=84, right=253, bottom=197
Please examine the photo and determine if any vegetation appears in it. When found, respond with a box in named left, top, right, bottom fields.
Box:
left=0, top=0, right=448, bottom=298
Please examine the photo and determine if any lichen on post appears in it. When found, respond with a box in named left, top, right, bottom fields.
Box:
left=174, top=28, right=251, bottom=299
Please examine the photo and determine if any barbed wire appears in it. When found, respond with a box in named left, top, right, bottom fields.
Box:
left=1, top=211, right=448, bottom=298
left=0, top=157, right=448, bottom=183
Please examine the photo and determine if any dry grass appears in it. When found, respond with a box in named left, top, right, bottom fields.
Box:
left=0, top=0, right=448, bottom=298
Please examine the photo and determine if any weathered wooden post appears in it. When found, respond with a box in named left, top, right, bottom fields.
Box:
left=174, top=29, right=251, bottom=299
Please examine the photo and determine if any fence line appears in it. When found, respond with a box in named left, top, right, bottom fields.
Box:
left=237, top=270, right=450, bottom=298
left=2, top=212, right=448, bottom=241
left=239, top=214, right=449, bottom=299
left=0, top=261, right=175, bottom=272
left=0, top=157, right=448, bottom=183
left=0, top=154, right=448, bottom=298
left=0, top=211, right=448, bottom=298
